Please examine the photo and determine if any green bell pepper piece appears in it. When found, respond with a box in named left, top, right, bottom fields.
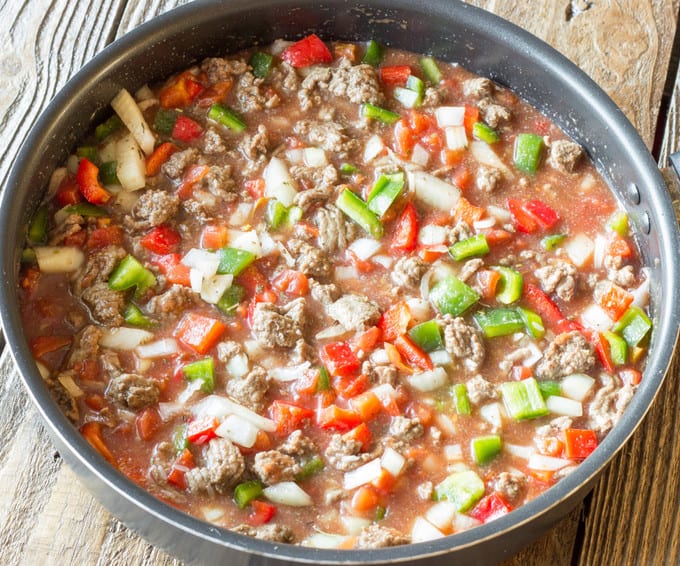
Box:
left=317, top=366, right=331, bottom=392
left=217, top=284, right=244, bottom=316
left=434, top=470, right=485, bottom=512
left=473, top=308, right=525, bottom=338
left=64, top=202, right=109, bottom=217
left=493, top=266, right=523, bottom=304
left=603, top=330, right=628, bottom=365
left=208, top=104, right=247, bottom=133
left=123, top=303, right=154, bottom=327
left=419, top=56, right=442, bottom=84
left=607, top=210, right=629, bottom=237
left=472, top=122, right=499, bottom=144
left=517, top=306, right=546, bottom=339
left=471, top=434, right=502, bottom=466
left=99, top=160, right=120, bottom=186
left=362, top=40, right=382, bottom=66
left=153, top=108, right=178, bottom=136
left=537, top=380, right=561, bottom=399
left=182, top=357, right=215, bottom=394
left=408, top=319, right=443, bottom=352
left=541, top=234, right=567, bottom=251
left=217, top=247, right=256, bottom=276
left=449, top=233, right=490, bottom=261
left=28, top=205, right=49, bottom=244
left=513, top=133, right=545, bottom=174
left=429, top=276, right=480, bottom=317
left=76, top=146, right=99, bottom=164
left=336, top=188, right=383, bottom=238
left=366, top=172, right=404, bottom=218
left=95, top=115, right=123, bottom=141
left=108, top=255, right=157, bottom=299
left=173, top=423, right=189, bottom=452
left=234, top=480, right=263, bottom=509
left=451, top=383, right=471, bottom=415
left=295, top=456, right=325, bottom=481
left=340, top=162, right=357, bottom=175
left=612, top=305, right=652, bottom=347
left=249, top=51, right=274, bottom=79
left=500, top=377, right=549, bottom=421
left=266, top=199, right=288, bottom=229
left=361, top=102, right=400, bottom=125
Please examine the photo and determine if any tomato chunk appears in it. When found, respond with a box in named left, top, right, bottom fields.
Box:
left=320, top=342, right=361, bottom=377
left=281, top=34, right=333, bottom=68
left=174, top=313, right=226, bottom=354
left=391, top=202, right=418, bottom=253
left=270, top=400, right=314, bottom=435
left=141, top=225, right=182, bottom=255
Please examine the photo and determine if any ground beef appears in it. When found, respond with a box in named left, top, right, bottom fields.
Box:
left=309, top=278, right=340, bottom=305
left=67, top=325, right=102, bottom=366
left=294, top=183, right=336, bottom=212
left=587, top=373, right=635, bottom=434
left=324, top=433, right=375, bottom=471
left=200, top=165, right=237, bottom=197
left=549, top=139, right=583, bottom=173
left=327, top=293, right=380, bottom=331
left=202, top=127, right=226, bottom=154
left=478, top=98, right=512, bottom=128
left=145, top=284, right=196, bottom=316
left=388, top=416, right=424, bottom=450
left=238, top=124, right=270, bottom=172
left=217, top=340, right=243, bottom=362
left=81, top=282, right=126, bottom=325
left=288, top=238, right=332, bottom=277
left=355, top=524, right=410, bottom=549
left=226, top=366, right=270, bottom=412
left=279, top=430, right=317, bottom=460
left=441, top=315, right=485, bottom=372
left=48, top=213, right=85, bottom=246
left=491, top=471, right=527, bottom=503
left=106, top=372, right=160, bottom=410
left=391, top=255, right=427, bottom=290
left=232, top=524, right=296, bottom=544
left=200, top=57, right=249, bottom=83
left=185, top=438, right=245, bottom=494
left=73, top=245, right=127, bottom=293
left=459, top=257, right=484, bottom=284
left=148, top=441, right=176, bottom=485
left=236, top=71, right=279, bottom=112
left=298, top=66, right=333, bottom=110
left=534, top=259, right=577, bottom=301
left=251, top=298, right=306, bottom=349
left=182, top=190, right=222, bottom=220
left=315, top=204, right=357, bottom=253
left=362, top=359, right=398, bottom=386
left=252, top=450, right=300, bottom=484
left=463, top=77, right=495, bottom=98
left=466, top=374, right=498, bottom=405
left=448, top=220, right=474, bottom=244
left=268, top=61, right=299, bottom=93
left=476, top=165, right=502, bottom=192
left=422, top=85, right=447, bottom=107
left=293, top=119, right=357, bottom=155
left=535, top=331, right=595, bottom=380
left=604, top=254, right=635, bottom=287
left=46, top=375, right=79, bottom=422
left=125, top=189, right=180, bottom=231
left=161, top=147, right=198, bottom=179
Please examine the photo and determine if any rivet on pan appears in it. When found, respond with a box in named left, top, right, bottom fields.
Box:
left=628, top=183, right=641, bottom=205
left=640, top=211, right=651, bottom=234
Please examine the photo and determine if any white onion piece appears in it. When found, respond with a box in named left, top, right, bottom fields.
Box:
left=343, top=458, right=382, bottom=490
left=58, top=373, right=84, bottom=398
left=418, top=224, right=448, bottom=246
left=381, top=447, right=406, bottom=477
left=579, top=304, right=614, bottom=332
left=226, top=353, right=250, bottom=379
left=371, top=254, right=392, bottom=268
left=411, top=517, right=445, bottom=543
left=269, top=361, right=311, bottom=382
left=47, top=167, right=68, bottom=199
left=263, top=482, right=313, bottom=507
left=409, top=171, right=460, bottom=211
left=264, top=157, right=298, bottom=207
left=111, top=88, right=155, bottom=155
left=216, top=414, right=259, bottom=448
left=443, top=444, right=463, bottom=461
left=434, top=413, right=457, bottom=436
left=136, top=338, right=179, bottom=359
left=201, top=274, right=233, bottom=304
left=405, top=298, right=432, bottom=322
left=528, top=453, right=573, bottom=471
left=111, top=188, right=140, bottom=213
left=303, top=533, right=347, bottom=549
left=182, top=248, right=220, bottom=278
left=228, top=202, right=253, bottom=227
left=285, top=148, right=304, bottom=164
left=115, top=133, right=147, bottom=191
left=369, top=348, right=390, bottom=365
left=191, top=395, right=276, bottom=432
left=34, top=246, right=84, bottom=273
left=100, top=327, right=153, bottom=350
left=564, top=233, right=594, bottom=267
left=425, top=501, right=457, bottom=531
left=592, top=234, right=607, bottom=270
left=487, top=204, right=512, bottom=223
left=35, top=361, right=50, bottom=380
left=522, top=342, right=543, bottom=368
left=189, top=268, right=204, bottom=293
left=303, top=147, right=328, bottom=167
left=479, top=402, right=503, bottom=430
left=334, top=265, right=359, bottom=280
left=228, top=230, right=262, bottom=257
left=632, top=269, right=651, bottom=308
left=201, top=506, right=225, bottom=522
left=504, top=443, right=534, bottom=459
left=135, top=84, right=154, bottom=101
left=453, top=512, right=482, bottom=532
left=371, top=383, right=398, bottom=402
left=444, top=126, right=468, bottom=151
left=363, top=134, right=385, bottom=163
left=546, top=395, right=582, bottom=417
left=429, top=349, right=452, bottom=366
left=315, top=324, right=353, bottom=341
left=341, top=516, right=372, bottom=536
left=177, top=379, right=204, bottom=404
left=411, top=143, right=430, bottom=167
left=158, top=402, right=184, bottom=421
left=435, top=106, right=465, bottom=127
left=469, top=141, right=513, bottom=177
left=473, top=216, right=496, bottom=230
left=560, top=373, right=595, bottom=402
left=408, top=367, right=447, bottom=392
left=348, top=238, right=383, bottom=261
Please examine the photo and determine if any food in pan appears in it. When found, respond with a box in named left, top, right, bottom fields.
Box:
left=19, top=34, right=651, bottom=548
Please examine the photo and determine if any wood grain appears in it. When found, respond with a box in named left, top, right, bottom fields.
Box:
left=0, top=1, right=678, bottom=565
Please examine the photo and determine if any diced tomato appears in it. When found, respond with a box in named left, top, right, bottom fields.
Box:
left=409, top=110, right=436, bottom=134
left=469, top=492, right=513, bottom=523
left=418, top=245, right=447, bottom=263
left=596, top=282, right=634, bottom=321
left=454, top=197, right=485, bottom=225
left=63, top=229, right=87, bottom=248
left=141, top=225, right=182, bottom=255
left=270, top=400, right=314, bottom=435
left=174, top=313, right=226, bottom=354
left=136, top=407, right=162, bottom=441
left=380, top=65, right=412, bottom=85
left=200, top=224, right=229, bottom=250
left=394, top=334, right=433, bottom=370
left=349, top=391, right=383, bottom=421
left=453, top=166, right=473, bottom=191
left=281, top=34, right=333, bottom=68
left=80, top=422, right=115, bottom=464
left=524, top=199, right=560, bottom=230
left=405, top=401, right=434, bottom=427
left=246, top=500, right=276, bottom=526
left=55, top=176, right=83, bottom=206
left=523, top=283, right=579, bottom=334
left=237, top=264, right=277, bottom=303
left=172, top=115, right=204, bottom=143
left=351, top=485, right=381, bottom=513
left=476, top=269, right=501, bottom=300
left=588, top=330, right=615, bottom=373
left=318, top=404, right=362, bottom=432
left=87, top=225, right=124, bottom=249
left=390, top=202, right=419, bottom=253
left=420, top=131, right=443, bottom=153
left=74, top=358, right=99, bottom=382
left=84, top=393, right=107, bottom=412
left=482, top=228, right=513, bottom=246
left=272, top=269, right=309, bottom=297
left=31, top=335, right=72, bottom=359
left=351, top=326, right=382, bottom=354
left=619, top=367, right=642, bottom=386
left=378, top=301, right=412, bottom=343
left=153, top=253, right=191, bottom=286
left=564, top=428, right=599, bottom=459
left=146, top=142, right=178, bottom=176
left=245, top=178, right=265, bottom=199
left=347, top=249, right=375, bottom=274
left=195, top=80, right=233, bottom=107
left=294, top=369, right=320, bottom=397
left=76, top=158, right=111, bottom=205
left=333, top=373, right=370, bottom=399
left=186, top=416, right=219, bottom=445
left=167, top=448, right=196, bottom=490
left=507, top=198, right=538, bottom=233
left=176, top=164, right=210, bottom=200
left=607, top=231, right=633, bottom=258
left=463, top=105, right=480, bottom=137
left=441, top=148, right=464, bottom=167
left=320, top=342, right=361, bottom=377
left=511, top=365, right=533, bottom=381
left=384, top=341, right=413, bottom=374
left=20, top=266, right=41, bottom=294
left=371, top=468, right=397, bottom=494
left=159, top=71, right=205, bottom=108
left=393, top=118, right=415, bottom=157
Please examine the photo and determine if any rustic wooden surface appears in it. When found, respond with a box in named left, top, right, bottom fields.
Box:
left=1, top=0, right=679, bottom=564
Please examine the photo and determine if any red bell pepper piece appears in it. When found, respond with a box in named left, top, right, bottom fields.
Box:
left=391, top=202, right=419, bottom=253
left=394, top=334, right=433, bottom=370
left=246, top=500, right=276, bottom=526
left=469, top=492, right=513, bottom=523
left=317, top=404, right=363, bottom=432
left=586, top=330, right=615, bottom=373
left=269, top=400, right=314, bottom=435
left=76, top=158, right=112, bottom=205
left=146, top=142, right=178, bottom=176
left=174, top=313, right=226, bottom=354
left=564, top=428, right=598, bottom=459
left=186, top=416, right=219, bottom=445
left=379, top=301, right=411, bottom=343
left=80, top=422, right=115, bottom=464
left=379, top=65, right=412, bottom=85
left=463, top=105, right=480, bottom=137
left=523, top=283, right=580, bottom=334
left=393, top=118, right=415, bottom=157
left=136, top=407, right=162, bottom=441
left=55, top=176, right=83, bottom=206
left=351, top=326, right=382, bottom=354
left=524, top=199, right=560, bottom=230
left=320, top=341, right=361, bottom=377
left=200, top=224, right=229, bottom=250
left=159, top=71, right=205, bottom=108
left=141, top=225, right=182, bottom=255
left=507, top=198, right=538, bottom=233
left=271, top=269, right=309, bottom=297
left=342, top=422, right=373, bottom=450
left=153, top=253, right=191, bottom=286
left=236, top=264, right=277, bottom=303
left=595, top=282, right=634, bottom=322
left=172, top=115, right=204, bottom=143
left=281, top=34, right=333, bottom=68
left=167, top=448, right=196, bottom=490
left=333, top=373, right=370, bottom=399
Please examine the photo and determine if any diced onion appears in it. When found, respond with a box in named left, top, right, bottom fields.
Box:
left=632, top=269, right=651, bottom=308
left=158, top=402, right=184, bottom=421
left=58, top=373, right=84, bottom=398
left=303, top=147, right=328, bottom=167
left=285, top=148, right=304, bottom=164
left=429, top=349, right=452, bottom=366
left=528, top=453, right=573, bottom=471
left=191, top=395, right=276, bottom=432
left=371, top=254, right=392, bottom=268
left=434, top=413, right=457, bottom=436
left=522, top=342, right=543, bottom=368
left=343, top=458, right=382, bottom=490
left=216, top=414, right=259, bottom=448
left=479, top=402, right=503, bottom=430
left=269, top=361, right=311, bottom=382
left=228, top=229, right=263, bottom=257
left=418, top=224, right=448, bottom=246
left=592, top=234, right=607, bottom=270
left=546, top=395, right=582, bottom=417
left=189, top=268, right=204, bottom=293
left=411, top=516, right=445, bottom=543
left=348, top=238, right=383, bottom=261
left=303, top=533, right=348, bottom=549
left=369, top=349, right=390, bottom=365
left=453, top=512, right=482, bottom=532
left=381, top=447, right=406, bottom=477
left=315, top=324, right=353, bottom=341
left=200, top=274, right=234, bottom=304
left=177, top=379, right=204, bottom=404
left=35, top=361, right=50, bottom=380
left=334, top=265, right=359, bottom=280
left=136, top=338, right=180, bottom=359
left=435, top=106, right=465, bottom=127
left=444, top=126, right=468, bottom=152
left=579, top=304, right=614, bottom=332
left=47, top=167, right=68, bottom=199
left=98, top=140, right=117, bottom=166
left=504, top=443, right=534, bottom=459
left=264, top=157, right=298, bottom=207
left=564, top=233, right=594, bottom=267
left=473, top=216, right=496, bottom=230
left=228, top=202, right=253, bottom=227
left=111, top=88, right=155, bottom=155
left=363, top=134, right=385, bottom=163
left=487, top=204, right=512, bottom=223
left=560, top=373, right=595, bottom=402
left=201, top=506, right=226, bottom=522
left=469, top=141, right=513, bottom=177
left=370, top=383, right=398, bottom=403
left=341, top=516, right=372, bottom=536
left=405, top=298, right=432, bottom=322
left=411, top=143, right=430, bottom=167
left=409, top=171, right=460, bottom=211
left=263, top=482, right=313, bottom=507
left=34, top=246, right=85, bottom=273
left=115, top=133, right=147, bottom=191
left=408, top=367, right=448, bottom=392
left=425, top=501, right=457, bottom=531
left=182, top=248, right=220, bottom=278
left=100, top=327, right=153, bottom=350
left=443, top=444, right=463, bottom=461
left=226, top=353, right=250, bottom=379
left=135, top=84, right=154, bottom=101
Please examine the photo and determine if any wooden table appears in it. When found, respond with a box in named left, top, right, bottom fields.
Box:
left=1, top=0, right=680, bottom=564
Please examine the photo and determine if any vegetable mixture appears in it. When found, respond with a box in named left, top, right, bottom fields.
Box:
left=19, top=35, right=651, bottom=549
